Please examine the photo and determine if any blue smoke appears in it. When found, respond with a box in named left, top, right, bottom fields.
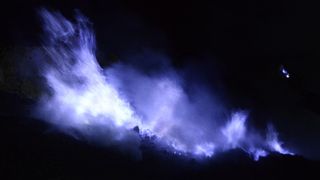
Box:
left=36, top=9, right=294, bottom=160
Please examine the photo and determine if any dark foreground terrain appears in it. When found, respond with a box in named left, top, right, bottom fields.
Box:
left=1, top=1, right=320, bottom=179
left=1, top=92, right=319, bottom=180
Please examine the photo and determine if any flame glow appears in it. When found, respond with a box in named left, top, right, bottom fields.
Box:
left=37, top=9, right=294, bottom=160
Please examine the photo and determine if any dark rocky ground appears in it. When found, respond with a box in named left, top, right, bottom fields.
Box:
left=1, top=1, right=320, bottom=179
left=0, top=91, right=319, bottom=180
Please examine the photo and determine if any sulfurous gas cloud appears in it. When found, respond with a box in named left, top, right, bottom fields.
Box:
left=36, top=9, right=293, bottom=160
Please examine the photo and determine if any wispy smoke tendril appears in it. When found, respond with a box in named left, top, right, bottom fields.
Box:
left=37, top=9, right=293, bottom=160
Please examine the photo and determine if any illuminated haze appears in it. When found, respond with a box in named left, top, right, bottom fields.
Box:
left=36, top=9, right=293, bottom=160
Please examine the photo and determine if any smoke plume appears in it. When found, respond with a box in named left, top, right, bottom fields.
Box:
left=36, top=9, right=293, bottom=160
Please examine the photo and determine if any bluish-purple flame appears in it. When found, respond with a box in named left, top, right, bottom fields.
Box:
left=37, top=9, right=294, bottom=160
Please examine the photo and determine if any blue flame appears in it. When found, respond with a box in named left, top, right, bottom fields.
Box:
left=37, top=9, right=294, bottom=160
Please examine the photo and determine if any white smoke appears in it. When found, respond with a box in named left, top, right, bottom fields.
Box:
left=36, top=9, right=293, bottom=160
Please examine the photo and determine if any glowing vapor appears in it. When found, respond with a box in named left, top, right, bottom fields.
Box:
left=36, top=9, right=293, bottom=160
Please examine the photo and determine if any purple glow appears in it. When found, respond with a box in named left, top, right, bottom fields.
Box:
left=36, top=9, right=294, bottom=160
left=222, top=112, right=247, bottom=148
left=281, top=66, right=290, bottom=78
left=267, top=125, right=294, bottom=155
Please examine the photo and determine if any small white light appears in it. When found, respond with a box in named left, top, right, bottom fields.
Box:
left=280, top=66, right=290, bottom=79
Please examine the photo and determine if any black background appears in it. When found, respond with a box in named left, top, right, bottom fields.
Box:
left=1, top=0, right=320, bottom=179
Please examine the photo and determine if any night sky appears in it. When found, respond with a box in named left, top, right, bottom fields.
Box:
left=1, top=0, right=320, bottom=179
